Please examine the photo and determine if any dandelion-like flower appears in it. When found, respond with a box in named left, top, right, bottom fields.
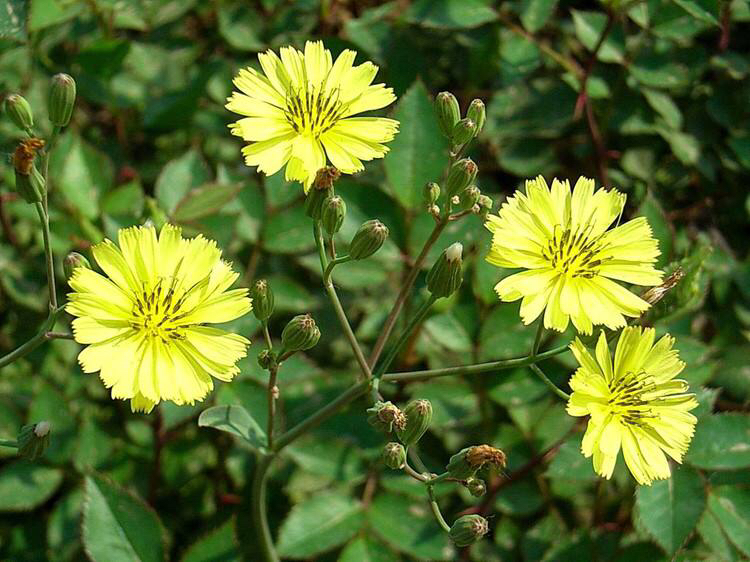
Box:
left=485, top=176, right=663, bottom=334
left=227, top=40, right=399, bottom=190
left=567, top=327, right=698, bottom=485
left=66, top=224, right=252, bottom=413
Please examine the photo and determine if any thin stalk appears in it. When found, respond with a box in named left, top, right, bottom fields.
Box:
left=0, top=307, right=61, bottom=369
left=0, top=439, right=17, bottom=448
left=262, top=323, right=273, bottom=351
left=530, top=364, right=570, bottom=401
left=251, top=453, right=279, bottom=562
left=368, top=217, right=448, bottom=367
left=531, top=320, right=545, bottom=358
left=35, top=203, right=57, bottom=309
left=45, top=331, right=73, bottom=340
left=373, top=295, right=437, bottom=379
left=403, top=461, right=428, bottom=482
left=323, top=255, right=350, bottom=284
left=266, top=366, right=279, bottom=450
left=427, top=485, right=451, bottom=533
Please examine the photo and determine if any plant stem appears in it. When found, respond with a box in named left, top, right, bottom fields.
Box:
left=0, top=307, right=61, bottom=369
left=313, top=221, right=372, bottom=382
left=45, top=331, right=73, bottom=340
left=262, top=323, right=273, bottom=351
left=323, top=255, right=350, bottom=284
left=530, top=364, right=570, bottom=401
left=251, top=453, right=279, bottom=562
left=0, top=439, right=17, bottom=448
left=532, top=319, right=545, bottom=358
left=373, top=295, right=437, bottom=379
left=428, top=485, right=451, bottom=533
left=35, top=202, right=57, bottom=310
left=368, top=217, right=448, bottom=367
left=266, top=365, right=279, bottom=450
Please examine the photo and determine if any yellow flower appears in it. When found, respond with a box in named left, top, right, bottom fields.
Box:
left=485, top=176, right=663, bottom=334
left=226, top=40, right=399, bottom=191
left=66, top=224, right=252, bottom=413
left=567, top=327, right=698, bottom=485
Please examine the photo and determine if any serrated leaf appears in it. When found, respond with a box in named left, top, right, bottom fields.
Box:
left=708, top=486, right=750, bottom=557
left=383, top=81, right=448, bottom=209
left=0, top=461, right=63, bottom=511
left=277, top=491, right=364, bottom=559
left=685, top=414, right=750, bottom=470
left=198, top=405, right=267, bottom=450
left=155, top=149, right=211, bottom=214
left=697, top=509, right=741, bottom=562
left=83, top=474, right=167, bottom=562
left=405, top=0, right=497, bottom=28
left=338, top=535, right=400, bottom=562
left=172, top=183, right=241, bottom=222
left=520, top=0, right=558, bottom=32
left=635, top=465, right=705, bottom=555
left=181, top=518, right=239, bottom=562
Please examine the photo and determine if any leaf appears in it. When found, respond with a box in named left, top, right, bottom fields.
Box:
left=673, top=0, right=719, bottom=25
left=83, top=474, right=167, bottom=562
left=697, top=509, right=742, bottom=562
left=286, top=437, right=366, bottom=483
left=182, top=519, right=239, bottom=562
left=338, top=535, right=401, bottom=562
left=637, top=192, right=673, bottom=267
left=276, top=491, right=364, bottom=559
left=217, top=3, right=264, bottom=51
left=0, top=0, right=27, bottom=41
left=262, top=205, right=315, bottom=254
left=383, top=81, right=448, bottom=209
left=405, top=0, right=497, bottom=29
left=198, top=405, right=267, bottom=450
left=47, top=489, right=84, bottom=562
left=172, top=183, right=241, bottom=222
left=643, top=89, right=683, bottom=129
left=707, top=486, right=750, bottom=557
left=479, top=305, right=536, bottom=360
left=657, top=127, right=700, bottom=165
left=685, top=414, right=750, bottom=470
left=29, top=0, right=82, bottom=31
left=0, top=462, right=63, bottom=511
left=635, top=465, right=706, bottom=555
left=571, top=10, right=625, bottom=63
left=154, top=149, right=211, bottom=214
left=520, top=0, right=558, bottom=32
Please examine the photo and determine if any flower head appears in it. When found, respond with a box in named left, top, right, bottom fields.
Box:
left=485, top=176, right=663, bottom=334
left=66, top=224, right=252, bottom=413
left=227, top=40, right=399, bottom=191
left=567, top=327, right=698, bottom=485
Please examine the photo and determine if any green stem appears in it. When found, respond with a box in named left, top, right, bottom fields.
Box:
left=323, top=255, right=350, bottom=285
left=0, top=439, right=17, bottom=448
left=530, top=364, right=570, bottom=401
left=532, top=319, right=545, bottom=358
left=35, top=202, right=57, bottom=310
left=0, top=307, right=61, bottom=369
left=373, top=295, right=437, bottom=379
left=266, top=366, right=279, bottom=450
left=427, top=485, right=451, bottom=533
left=251, top=453, right=279, bottom=562
left=262, top=323, right=273, bottom=351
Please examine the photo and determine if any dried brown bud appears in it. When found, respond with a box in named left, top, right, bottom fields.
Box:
left=466, top=444, right=507, bottom=470
left=313, top=166, right=341, bottom=190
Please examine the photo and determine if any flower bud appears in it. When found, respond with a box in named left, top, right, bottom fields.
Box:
left=428, top=204, right=440, bottom=218
left=426, top=243, right=463, bottom=299
left=396, top=399, right=432, bottom=446
left=466, top=477, right=486, bottom=497
left=250, top=279, right=274, bottom=322
left=321, top=195, right=346, bottom=236
left=257, top=349, right=277, bottom=370
left=435, top=92, right=460, bottom=138
left=366, top=401, right=406, bottom=434
left=446, top=444, right=506, bottom=479
left=451, top=118, right=476, bottom=147
left=446, top=447, right=476, bottom=479
left=14, top=165, right=45, bottom=204
left=17, top=422, right=51, bottom=461
left=281, top=314, right=320, bottom=353
left=48, top=73, right=76, bottom=127
left=63, top=252, right=91, bottom=279
left=459, top=185, right=480, bottom=209
left=382, top=442, right=406, bottom=469
left=467, top=99, right=486, bottom=135
left=445, top=158, right=477, bottom=197
left=4, top=94, right=34, bottom=131
left=423, top=182, right=440, bottom=205
left=313, top=166, right=341, bottom=190
left=449, top=515, right=489, bottom=547
left=305, top=185, right=332, bottom=221
left=349, top=219, right=388, bottom=260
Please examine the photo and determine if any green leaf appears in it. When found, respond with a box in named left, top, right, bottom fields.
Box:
left=155, top=149, right=211, bottom=215
left=657, top=127, right=700, bottom=165
left=643, top=89, right=683, bottom=129
left=217, top=3, right=264, bottom=51
left=405, top=0, right=497, bottom=28
left=383, top=81, right=448, bottom=208
left=182, top=519, right=239, bottom=562
left=276, top=491, right=364, bottom=559
left=708, top=486, right=750, bottom=557
left=0, top=0, right=27, bottom=41
left=262, top=205, right=315, bottom=254
left=685, top=414, right=750, bottom=470
left=286, top=437, right=366, bottom=483
left=697, top=509, right=741, bottom=562
left=635, top=465, right=706, bottom=555
left=479, top=305, right=536, bottom=360
left=637, top=192, right=673, bottom=267
left=673, top=0, right=719, bottom=25
left=571, top=10, right=625, bottom=63
left=520, top=0, right=558, bottom=32
left=47, top=489, right=84, bottom=562
left=172, top=183, right=241, bottom=223
left=29, top=0, right=82, bottom=31
left=198, top=405, right=267, bottom=450
left=83, top=474, right=167, bottom=562
left=338, top=535, right=400, bottom=562
left=0, top=462, right=63, bottom=512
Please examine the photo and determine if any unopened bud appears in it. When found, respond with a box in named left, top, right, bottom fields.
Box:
left=428, top=204, right=440, bottom=217
left=382, top=442, right=406, bottom=469
left=466, top=477, right=486, bottom=497
left=349, top=219, right=388, bottom=260
left=471, top=204, right=481, bottom=215
left=446, top=444, right=506, bottom=479
left=397, top=399, right=432, bottom=446
left=305, top=185, right=332, bottom=220
left=478, top=194, right=493, bottom=218
left=459, top=186, right=480, bottom=209
left=4, top=94, right=34, bottom=131
left=63, top=252, right=91, bottom=279
left=467, top=99, right=486, bottom=135
left=250, top=279, right=275, bottom=322
left=281, top=314, right=320, bottom=353
left=423, top=182, right=440, bottom=205
left=427, top=243, right=463, bottom=299
left=435, top=92, right=460, bottom=138
left=366, top=401, right=406, bottom=434
left=451, top=118, right=476, bottom=147
left=48, top=73, right=76, bottom=127
left=449, top=515, right=489, bottom=547
left=14, top=165, right=45, bottom=204
left=257, top=349, right=277, bottom=370
left=451, top=195, right=460, bottom=205
left=17, top=422, right=51, bottom=461
left=445, top=158, right=477, bottom=197
left=321, top=195, right=346, bottom=236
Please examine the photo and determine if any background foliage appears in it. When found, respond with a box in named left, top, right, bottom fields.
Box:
left=1, top=0, right=749, bottom=560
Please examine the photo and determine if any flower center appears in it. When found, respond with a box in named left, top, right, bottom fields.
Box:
left=607, top=370, right=655, bottom=425
left=284, top=85, right=345, bottom=137
left=130, top=279, right=191, bottom=341
left=542, top=223, right=611, bottom=278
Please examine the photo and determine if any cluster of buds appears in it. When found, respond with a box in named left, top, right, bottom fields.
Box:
left=427, top=243, right=464, bottom=299
left=435, top=92, right=485, bottom=150
left=367, top=401, right=406, bottom=434
left=447, top=444, right=507, bottom=480
left=306, top=167, right=348, bottom=237
left=17, top=422, right=51, bottom=461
